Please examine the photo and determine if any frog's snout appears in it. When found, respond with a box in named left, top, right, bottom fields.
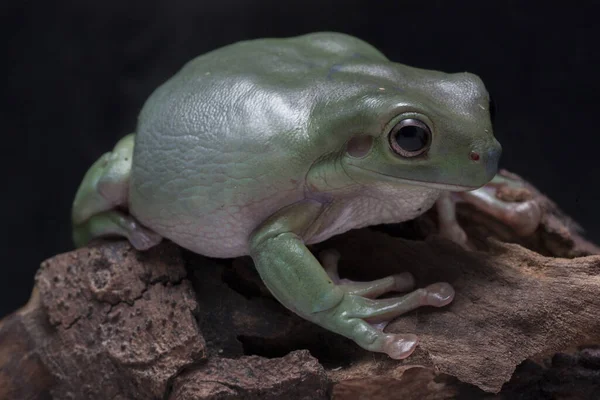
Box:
left=470, top=140, right=502, bottom=180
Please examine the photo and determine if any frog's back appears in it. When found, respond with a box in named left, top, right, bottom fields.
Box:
left=129, top=33, right=389, bottom=257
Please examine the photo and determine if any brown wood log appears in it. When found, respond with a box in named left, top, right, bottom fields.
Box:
left=1, top=170, right=598, bottom=399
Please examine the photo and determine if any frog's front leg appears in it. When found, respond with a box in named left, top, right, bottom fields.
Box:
left=437, top=174, right=542, bottom=247
left=249, top=201, right=454, bottom=359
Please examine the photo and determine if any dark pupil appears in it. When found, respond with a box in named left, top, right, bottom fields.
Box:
left=396, top=125, right=428, bottom=152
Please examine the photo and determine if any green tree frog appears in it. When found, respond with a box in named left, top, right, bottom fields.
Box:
left=72, top=32, right=541, bottom=359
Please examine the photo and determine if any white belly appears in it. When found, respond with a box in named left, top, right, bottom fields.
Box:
left=307, top=183, right=441, bottom=244
left=134, top=179, right=440, bottom=258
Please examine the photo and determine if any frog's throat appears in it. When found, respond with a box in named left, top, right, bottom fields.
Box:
left=349, top=166, right=481, bottom=192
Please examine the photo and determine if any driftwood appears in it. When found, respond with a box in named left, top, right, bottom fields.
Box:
left=1, top=170, right=599, bottom=399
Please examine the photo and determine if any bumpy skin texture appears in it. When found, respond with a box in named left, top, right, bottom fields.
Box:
left=74, top=32, right=512, bottom=359
left=130, top=32, right=500, bottom=257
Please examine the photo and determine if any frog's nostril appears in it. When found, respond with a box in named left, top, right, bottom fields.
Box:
left=469, top=151, right=480, bottom=161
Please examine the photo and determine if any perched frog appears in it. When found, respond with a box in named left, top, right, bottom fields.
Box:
left=72, top=32, right=540, bottom=359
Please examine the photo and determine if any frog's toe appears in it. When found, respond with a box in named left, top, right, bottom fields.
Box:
left=364, top=284, right=453, bottom=358
left=436, top=192, right=474, bottom=250
left=389, top=272, right=416, bottom=293
left=119, top=215, right=163, bottom=250
left=498, top=200, right=542, bottom=236
left=320, top=283, right=454, bottom=358
left=329, top=315, right=420, bottom=359
left=438, top=221, right=472, bottom=250
left=319, top=249, right=416, bottom=298
left=349, top=282, right=455, bottom=324
left=424, top=282, right=455, bottom=307
left=382, top=333, right=419, bottom=359
left=129, top=227, right=163, bottom=250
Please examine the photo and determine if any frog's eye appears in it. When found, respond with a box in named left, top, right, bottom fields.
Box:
left=389, top=118, right=431, bottom=157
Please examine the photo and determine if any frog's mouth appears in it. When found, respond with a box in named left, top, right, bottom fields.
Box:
left=348, top=165, right=481, bottom=192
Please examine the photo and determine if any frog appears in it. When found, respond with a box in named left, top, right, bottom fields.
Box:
left=71, top=32, right=541, bottom=359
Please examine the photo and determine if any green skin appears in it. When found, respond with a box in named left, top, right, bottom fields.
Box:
left=72, top=32, right=541, bottom=359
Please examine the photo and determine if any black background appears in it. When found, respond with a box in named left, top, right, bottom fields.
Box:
left=1, top=1, right=598, bottom=318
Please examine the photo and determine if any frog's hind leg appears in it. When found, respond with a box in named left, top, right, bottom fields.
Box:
left=73, top=210, right=162, bottom=250
left=71, top=134, right=162, bottom=250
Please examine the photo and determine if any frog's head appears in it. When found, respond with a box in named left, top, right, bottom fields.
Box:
left=338, top=69, right=501, bottom=191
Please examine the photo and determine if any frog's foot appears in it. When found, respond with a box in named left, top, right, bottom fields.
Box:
left=317, top=249, right=453, bottom=358
left=457, top=175, right=542, bottom=236
left=315, top=280, right=454, bottom=359
left=73, top=210, right=163, bottom=250
left=436, top=175, right=543, bottom=247
left=319, top=249, right=416, bottom=298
